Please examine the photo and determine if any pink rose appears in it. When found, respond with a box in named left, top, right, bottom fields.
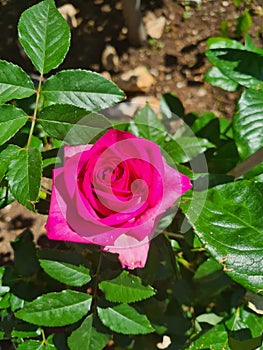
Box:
left=45, top=129, right=192, bottom=269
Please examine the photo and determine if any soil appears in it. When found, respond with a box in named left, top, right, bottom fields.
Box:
left=0, top=0, right=263, bottom=262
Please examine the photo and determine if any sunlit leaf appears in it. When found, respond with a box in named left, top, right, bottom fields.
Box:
left=39, top=259, right=91, bottom=287
left=181, top=180, right=263, bottom=293
left=38, top=104, right=111, bottom=144
left=0, top=105, right=28, bottom=146
left=0, top=60, right=34, bottom=103
left=206, top=48, right=263, bottom=89
left=42, top=70, right=125, bottom=111
left=98, top=304, right=154, bottom=335
left=233, top=89, right=263, bottom=176
left=0, top=144, right=20, bottom=182
left=99, top=270, right=155, bottom=303
left=18, top=0, right=70, bottom=74
left=15, top=290, right=92, bottom=326
left=7, top=148, right=42, bottom=210
left=67, top=315, right=111, bottom=350
left=163, top=136, right=213, bottom=163
left=132, top=103, right=166, bottom=145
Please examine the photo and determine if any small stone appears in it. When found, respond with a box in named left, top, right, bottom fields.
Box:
left=176, top=81, right=186, bottom=88
left=130, top=95, right=159, bottom=109
left=157, top=335, right=172, bottom=349
left=146, top=16, right=166, bottom=39
left=115, top=1, right=122, bottom=10
left=87, top=19, right=95, bottom=27
left=150, top=68, right=159, bottom=77
left=222, top=1, right=229, bottom=6
left=165, top=73, right=172, bottom=81
left=58, top=4, right=79, bottom=28
left=122, top=53, right=129, bottom=62
left=101, top=45, right=119, bottom=72
left=101, top=71, right=112, bottom=80
left=101, top=4, right=111, bottom=13
left=121, top=26, right=128, bottom=35
left=97, top=25, right=104, bottom=32
left=118, top=66, right=156, bottom=93
left=197, top=88, right=207, bottom=97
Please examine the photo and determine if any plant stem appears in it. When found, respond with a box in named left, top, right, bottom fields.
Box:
left=26, top=73, right=43, bottom=149
left=91, top=251, right=103, bottom=312
left=228, top=147, right=263, bottom=179
left=41, top=329, right=47, bottom=345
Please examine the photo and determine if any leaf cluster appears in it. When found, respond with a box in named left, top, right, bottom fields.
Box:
left=0, top=1, right=262, bottom=350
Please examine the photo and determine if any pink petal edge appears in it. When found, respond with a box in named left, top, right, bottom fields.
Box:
left=104, top=235, right=150, bottom=269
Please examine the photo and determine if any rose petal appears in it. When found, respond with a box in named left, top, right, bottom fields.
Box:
left=104, top=235, right=150, bottom=269
left=160, top=162, right=192, bottom=212
left=64, top=144, right=92, bottom=160
left=45, top=169, right=92, bottom=244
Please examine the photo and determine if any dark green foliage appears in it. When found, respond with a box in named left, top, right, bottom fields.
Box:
left=0, top=1, right=262, bottom=349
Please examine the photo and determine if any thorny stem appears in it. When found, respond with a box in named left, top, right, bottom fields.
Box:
left=26, top=73, right=43, bottom=149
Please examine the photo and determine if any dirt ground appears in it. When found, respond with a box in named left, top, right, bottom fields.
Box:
left=0, top=0, right=263, bottom=262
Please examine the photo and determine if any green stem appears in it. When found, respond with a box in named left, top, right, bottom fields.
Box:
left=41, top=329, right=47, bottom=345
left=26, top=74, right=43, bottom=149
left=91, top=251, right=103, bottom=312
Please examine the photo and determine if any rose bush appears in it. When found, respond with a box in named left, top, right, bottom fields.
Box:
left=46, top=129, right=192, bottom=269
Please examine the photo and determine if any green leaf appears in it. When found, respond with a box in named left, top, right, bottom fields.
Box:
left=205, top=48, right=263, bottom=90
left=233, top=89, right=263, bottom=177
left=205, top=66, right=239, bottom=92
left=18, top=0, right=70, bottom=74
left=42, top=70, right=125, bottom=111
left=8, top=148, right=42, bottom=209
left=0, top=293, right=10, bottom=309
left=163, top=136, right=214, bottom=163
left=245, top=34, right=263, bottom=55
left=98, top=304, right=154, bottom=335
left=17, top=339, right=56, bottom=350
left=132, top=104, right=166, bottom=145
left=229, top=335, right=263, bottom=350
left=0, top=144, right=20, bottom=182
left=0, top=105, right=28, bottom=146
left=195, top=116, right=220, bottom=146
left=160, top=92, right=185, bottom=120
left=67, top=315, right=111, bottom=350
left=0, top=187, right=15, bottom=209
left=38, top=104, right=111, bottom=144
left=233, top=89, right=263, bottom=159
left=11, top=320, right=41, bottom=339
left=15, top=290, right=92, bottom=327
left=236, top=9, right=252, bottom=37
left=186, top=323, right=228, bottom=350
left=39, top=259, right=91, bottom=287
left=234, top=0, right=245, bottom=6
left=0, top=60, right=34, bottom=103
left=196, top=313, right=224, bottom=326
left=10, top=294, right=25, bottom=312
left=99, top=271, right=155, bottom=303
left=11, top=230, right=40, bottom=276
left=194, top=258, right=222, bottom=280
left=181, top=181, right=263, bottom=293
left=207, top=140, right=239, bottom=174
left=226, top=306, right=263, bottom=338
left=207, top=37, right=245, bottom=50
